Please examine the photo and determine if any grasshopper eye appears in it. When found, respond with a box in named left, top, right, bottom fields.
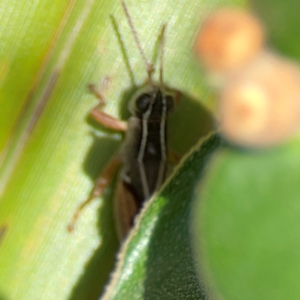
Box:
left=135, top=93, right=152, bottom=113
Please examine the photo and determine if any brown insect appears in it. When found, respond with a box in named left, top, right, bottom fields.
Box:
left=68, top=1, right=178, bottom=240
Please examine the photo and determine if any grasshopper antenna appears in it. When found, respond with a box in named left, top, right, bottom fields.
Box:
left=159, top=24, right=166, bottom=87
left=122, top=1, right=154, bottom=84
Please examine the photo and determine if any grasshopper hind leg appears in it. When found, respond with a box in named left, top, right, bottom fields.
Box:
left=67, top=156, right=121, bottom=232
left=114, top=180, right=140, bottom=240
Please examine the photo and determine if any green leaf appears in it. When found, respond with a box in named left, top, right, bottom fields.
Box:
left=103, top=133, right=223, bottom=300
left=192, top=139, right=300, bottom=300
left=0, top=0, right=245, bottom=299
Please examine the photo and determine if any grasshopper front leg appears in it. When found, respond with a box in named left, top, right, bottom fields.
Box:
left=88, top=84, right=128, bottom=131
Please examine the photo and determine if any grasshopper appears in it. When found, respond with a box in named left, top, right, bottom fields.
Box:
left=68, top=1, right=178, bottom=240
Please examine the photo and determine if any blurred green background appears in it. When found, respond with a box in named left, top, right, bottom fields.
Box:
left=1, top=0, right=300, bottom=299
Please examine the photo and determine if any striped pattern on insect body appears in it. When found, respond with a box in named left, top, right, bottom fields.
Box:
left=116, top=84, right=175, bottom=238
left=68, top=1, right=179, bottom=240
